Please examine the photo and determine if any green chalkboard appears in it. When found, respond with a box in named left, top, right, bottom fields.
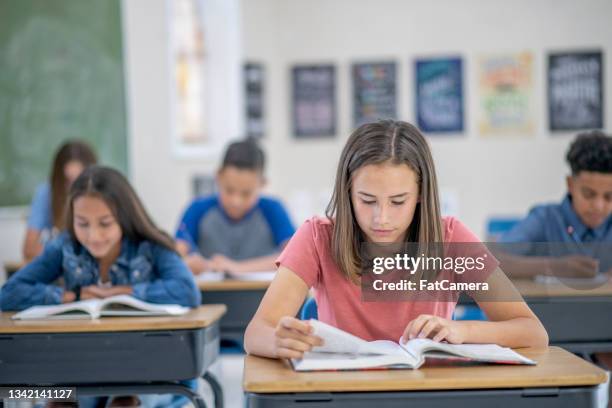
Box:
left=0, top=0, right=127, bottom=207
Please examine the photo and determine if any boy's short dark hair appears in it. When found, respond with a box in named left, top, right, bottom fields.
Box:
left=221, top=138, right=265, bottom=173
left=566, top=130, right=612, bottom=175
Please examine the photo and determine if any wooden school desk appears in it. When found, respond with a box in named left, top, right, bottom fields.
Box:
left=0, top=305, right=226, bottom=408
left=199, top=279, right=271, bottom=346
left=513, top=279, right=612, bottom=356
left=243, top=347, right=607, bottom=408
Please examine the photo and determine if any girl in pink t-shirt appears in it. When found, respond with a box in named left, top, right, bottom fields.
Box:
left=245, top=120, right=548, bottom=360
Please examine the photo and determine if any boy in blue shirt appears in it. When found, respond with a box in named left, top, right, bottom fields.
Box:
left=175, top=139, right=295, bottom=275
left=500, top=130, right=612, bottom=279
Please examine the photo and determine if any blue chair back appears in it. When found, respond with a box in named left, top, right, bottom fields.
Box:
left=300, top=297, right=318, bottom=320
left=486, top=217, right=521, bottom=241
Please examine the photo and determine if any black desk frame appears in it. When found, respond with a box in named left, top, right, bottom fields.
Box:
left=0, top=324, right=224, bottom=408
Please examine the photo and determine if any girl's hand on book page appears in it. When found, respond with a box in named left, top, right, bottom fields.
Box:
left=61, top=291, right=77, bottom=303
left=274, top=316, right=324, bottom=359
left=402, top=314, right=466, bottom=344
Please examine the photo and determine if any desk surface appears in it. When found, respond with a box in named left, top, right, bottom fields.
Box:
left=513, top=279, right=612, bottom=298
left=198, top=279, right=271, bottom=291
left=3, top=261, right=24, bottom=273
left=0, top=304, right=226, bottom=334
left=243, top=347, right=606, bottom=393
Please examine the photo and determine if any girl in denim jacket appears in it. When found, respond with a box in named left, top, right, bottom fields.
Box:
left=1, top=165, right=201, bottom=408
left=2, top=165, right=200, bottom=310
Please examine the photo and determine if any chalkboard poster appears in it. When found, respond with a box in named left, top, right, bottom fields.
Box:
left=352, top=62, right=397, bottom=127
left=0, top=0, right=127, bottom=207
left=292, top=65, right=336, bottom=138
left=415, top=57, right=464, bottom=133
left=244, top=63, right=264, bottom=138
left=548, top=51, right=604, bottom=131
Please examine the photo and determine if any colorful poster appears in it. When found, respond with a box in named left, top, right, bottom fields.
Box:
left=352, top=62, right=397, bottom=127
left=244, top=63, right=264, bottom=138
left=415, top=57, right=464, bottom=133
left=477, top=52, right=535, bottom=137
left=292, top=65, right=336, bottom=138
left=548, top=51, right=603, bottom=131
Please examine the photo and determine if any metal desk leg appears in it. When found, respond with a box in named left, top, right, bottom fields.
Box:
left=77, top=382, right=207, bottom=408
left=202, top=371, right=223, bottom=408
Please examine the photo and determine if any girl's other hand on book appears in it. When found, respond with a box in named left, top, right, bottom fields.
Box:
left=402, top=314, right=466, bottom=344
left=274, top=316, right=324, bottom=359
left=62, top=291, right=77, bottom=303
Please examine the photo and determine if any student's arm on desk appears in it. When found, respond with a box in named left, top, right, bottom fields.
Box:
left=131, top=246, right=201, bottom=307
left=1, top=240, right=67, bottom=310
left=495, top=251, right=599, bottom=279
left=209, top=253, right=280, bottom=274
left=462, top=267, right=548, bottom=348
left=404, top=268, right=548, bottom=348
left=244, top=266, right=323, bottom=359
left=176, top=239, right=208, bottom=275
left=210, top=238, right=289, bottom=274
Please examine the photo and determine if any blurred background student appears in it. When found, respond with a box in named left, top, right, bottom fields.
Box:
left=175, top=139, right=295, bottom=276
left=22, top=140, right=97, bottom=262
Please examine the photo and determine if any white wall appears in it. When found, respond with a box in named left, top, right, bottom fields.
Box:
left=1, top=0, right=610, bottom=274
left=245, top=0, right=612, bottom=235
left=121, top=0, right=242, bottom=232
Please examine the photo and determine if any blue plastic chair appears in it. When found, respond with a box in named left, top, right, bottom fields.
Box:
left=300, top=297, right=318, bottom=320
left=453, top=305, right=487, bottom=321
left=486, top=217, right=521, bottom=242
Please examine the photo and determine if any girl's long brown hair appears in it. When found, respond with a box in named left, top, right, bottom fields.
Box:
left=66, top=166, right=177, bottom=252
left=50, top=140, right=97, bottom=229
left=325, top=120, right=443, bottom=281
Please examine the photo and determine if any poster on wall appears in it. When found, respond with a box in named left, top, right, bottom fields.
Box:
left=244, top=63, right=264, bottom=138
left=477, top=52, right=535, bottom=137
left=352, top=61, right=397, bottom=127
left=292, top=65, right=336, bottom=138
left=548, top=50, right=603, bottom=131
left=415, top=57, right=464, bottom=133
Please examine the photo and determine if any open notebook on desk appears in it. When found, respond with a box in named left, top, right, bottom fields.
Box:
left=196, top=270, right=276, bottom=283
left=11, top=295, right=189, bottom=320
left=291, top=320, right=535, bottom=372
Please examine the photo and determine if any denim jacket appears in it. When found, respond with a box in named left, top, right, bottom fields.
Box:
left=1, top=232, right=201, bottom=311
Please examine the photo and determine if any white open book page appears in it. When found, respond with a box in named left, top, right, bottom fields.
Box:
left=401, top=338, right=535, bottom=365
left=291, top=320, right=534, bottom=371
left=226, top=270, right=276, bottom=281
left=196, top=270, right=276, bottom=283
left=12, top=295, right=188, bottom=320
left=293, top=320, right=418, bottom=371
left=12, top=299, right=102, bottom=320
left=97, top=295, right=189, bottom=317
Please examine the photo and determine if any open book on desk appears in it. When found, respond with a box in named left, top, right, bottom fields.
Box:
left=196, top=270, right=276, bottom=283
left=11, top=295, right=189, bottom=320
left=291, top=320, right=536, bottom=371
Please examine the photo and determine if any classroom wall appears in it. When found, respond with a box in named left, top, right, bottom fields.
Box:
left=1, top=0, right=610, bottom=275
left=245, top=0, right=612, bottom=234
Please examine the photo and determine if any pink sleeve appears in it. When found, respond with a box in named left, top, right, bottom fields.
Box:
left=276, top=218, right=322, bottom=288
left=445, top=217, right=499, bottom=283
